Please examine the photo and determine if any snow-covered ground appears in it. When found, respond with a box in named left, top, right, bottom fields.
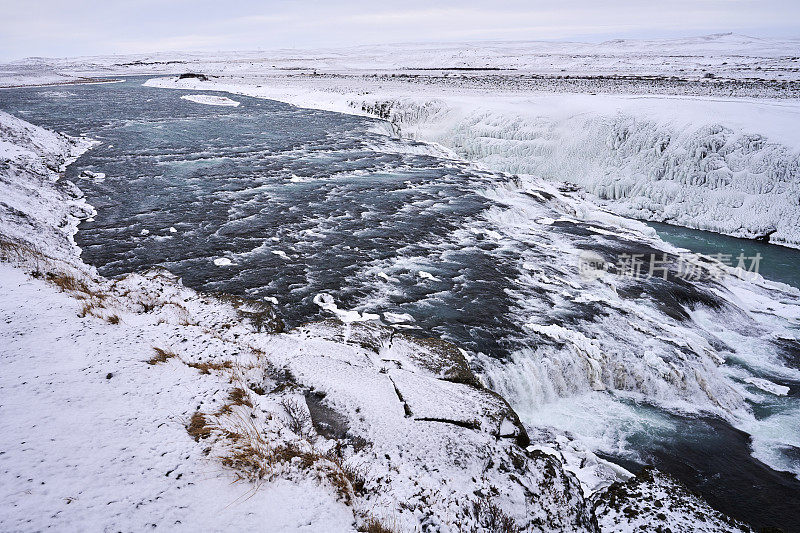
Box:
left=0, top=75, right=759, bottom=531
left=3, top=33, right=800, bottom=84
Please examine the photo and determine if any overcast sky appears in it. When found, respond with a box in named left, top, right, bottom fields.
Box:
left=2, top=0, right=799, bottom=61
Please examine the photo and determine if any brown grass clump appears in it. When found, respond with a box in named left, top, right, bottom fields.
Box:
left=0, top=238, right=49, bottom=273
left=220, top=445, right=271, bottom=480
left=269, top=443, right=364, bottom=504
left=359, top=517, right=400, bottom=533
left=106, top=314, right=121, bottom=325
left=78, top=301, right=96, bottom=318
left=269, top=444, right=355, bottom=502
left=147, top=347, right=177, bottom=365
left=0, top=238, right=30, bottom=263
left=48, top=272, right=89, bottom=294
left=185, top=360, right=233, bottom=374
left=217, top=387, right=254, bottom=415
left=228, top=387, right=253, bottom=408
left=321, top=463, right=354, bottom=504
left=187, top=411, right=212, bottom=441
left=218, top=414, right=274, bottom=482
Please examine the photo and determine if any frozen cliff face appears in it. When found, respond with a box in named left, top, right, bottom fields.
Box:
left=356, top=95, right=800, bottom=248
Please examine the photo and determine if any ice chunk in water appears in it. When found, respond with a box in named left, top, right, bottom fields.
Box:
left=383, top=312, right=415, bottom=324
left=417, top=271, right=440, bottom=282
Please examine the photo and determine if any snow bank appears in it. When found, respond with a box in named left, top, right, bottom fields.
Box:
left=0, top=110, right=95, bottom=261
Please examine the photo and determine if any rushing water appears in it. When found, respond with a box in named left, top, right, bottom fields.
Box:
left=2, top=78, right=800, bottom=530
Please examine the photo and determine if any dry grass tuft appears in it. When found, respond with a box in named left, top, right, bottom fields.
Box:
left=0, top=238, right=49, bottom=273
left=186, top=360, right=233, bottom=374
left=48, top=272, right=89, bottom=293
left=228, top=387, right=253, bottom=408
left=359, top=517, right=400, bottom=533
left=469, top=497, right=521, bottom=533
left=321, top=463, right=354, bottom=504
left=217, top=387, right=254, bottom=415
left=270, top=443, right=355, bottom=502
left=218, top=413, right=274, bottom=481
left=147, top=347, right=177, bottom=365
left=78, top=301, right=96, bottom=318
left=269, top=442, right=364, bottom=504
left=326, top=442, right=368, bottom=495
left=0, top=238, right=30, bottom=262
left=221, top=446, right=270, bottom=480
left=106, top=314, right=121, bottom=325
left=187, top=412, right=212, bottom=441
left=138, top=297, right=159, bottom=314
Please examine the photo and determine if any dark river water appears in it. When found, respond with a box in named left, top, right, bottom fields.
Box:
left=2, top=78, right=799, bottom=530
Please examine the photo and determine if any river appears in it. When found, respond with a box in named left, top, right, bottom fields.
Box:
left=2, top=77, right=799, bottom=530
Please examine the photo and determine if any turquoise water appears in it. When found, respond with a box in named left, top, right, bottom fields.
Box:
left=647, top=220, right=800, bottom=290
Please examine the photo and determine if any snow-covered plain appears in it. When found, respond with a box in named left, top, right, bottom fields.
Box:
left=3, top=33, right=800, bottom=84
